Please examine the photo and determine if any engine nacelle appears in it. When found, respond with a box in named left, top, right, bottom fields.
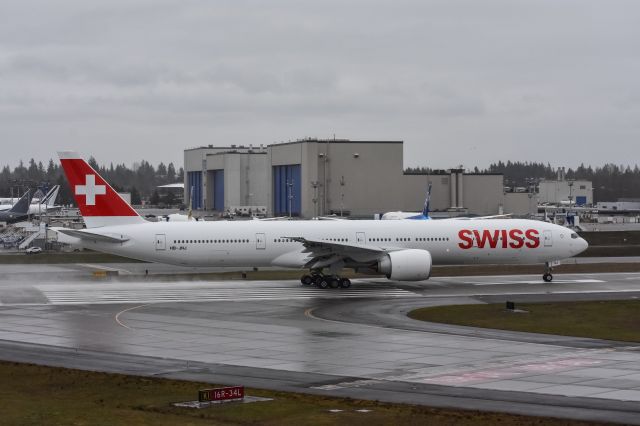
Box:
left=378, top=249, right=432, bottom=281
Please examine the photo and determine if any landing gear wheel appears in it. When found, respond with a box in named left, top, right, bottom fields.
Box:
left=314, top=275, right=324, bottom=286
left=340, top=278, right=351, bottom=288
left=301, top=275, right=313, bottom=286
left=543, top=273, right=553, bottom=282
left=329, top=277, right=340, bottom=289
left=318, top=278, right=330, bottom=289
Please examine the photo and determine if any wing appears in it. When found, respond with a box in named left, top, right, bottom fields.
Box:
left=451, top=214, right=512, bottom=220
left=283, top=236, right=395, bottom=269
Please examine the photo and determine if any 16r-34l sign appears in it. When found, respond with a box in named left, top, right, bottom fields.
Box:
left=199, top=386, right=245, bottom=402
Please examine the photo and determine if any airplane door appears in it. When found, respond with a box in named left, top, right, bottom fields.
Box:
left=356, top=232, right=366, bottom=244
left=543, top=230, right=553, bottom=247
left=256, top=233, right=266, bottom=250
left=155, top=234, right=166, bottom=251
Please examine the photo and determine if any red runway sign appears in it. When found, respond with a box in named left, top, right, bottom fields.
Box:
left=198, top=386, right=245, bottom=402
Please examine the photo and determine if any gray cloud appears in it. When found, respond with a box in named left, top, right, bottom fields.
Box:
left=0, top=0, right=639, bottom=169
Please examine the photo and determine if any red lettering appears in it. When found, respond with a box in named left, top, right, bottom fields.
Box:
left=458, top=229, right=473, bottom=249
left=473, top=229, right=500, bottom=249
left=525, top=229, right=540, bottom=248
left=508, top=229, right=524, bottom=249
left=459, top=228, right=541, bottom=249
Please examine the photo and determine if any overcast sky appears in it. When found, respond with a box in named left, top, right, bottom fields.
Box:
left=1, top=0, right=639, bottom=170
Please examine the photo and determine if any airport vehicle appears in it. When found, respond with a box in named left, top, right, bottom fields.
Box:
left=25, top=247, right=43, bottom=254
left=0, top=185, right=60, bottom=215
left=53, top=152, right=588, bottom=285
left=0, top=190, right=33, bottom=224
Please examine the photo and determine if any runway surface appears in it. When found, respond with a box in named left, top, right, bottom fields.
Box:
left=1, top=263, right=640, bottom=424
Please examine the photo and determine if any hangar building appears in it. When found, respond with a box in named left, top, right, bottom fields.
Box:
left=537, top=168, right=593, bottom=206
left=184, top=139, right=533, bottom=218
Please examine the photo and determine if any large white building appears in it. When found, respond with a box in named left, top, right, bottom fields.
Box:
left=537, top=168, right=593, bottom=206
left=184, top=139, right=536, bottom=218
left=596, top=199, right=640, bottom=212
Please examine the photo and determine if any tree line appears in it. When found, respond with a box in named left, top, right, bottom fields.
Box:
left=405, top=161, right=640, bottom=202
left=4, top=157, right=638, bottom=206
left=0, top=158, right=184, bottom=206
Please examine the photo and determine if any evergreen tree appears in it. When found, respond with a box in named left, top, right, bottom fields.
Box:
left=167, top=163, right=176, bottom=182
left=130, top=187, right=141, bottom=205
left=149, top=190, right=160, bottom=205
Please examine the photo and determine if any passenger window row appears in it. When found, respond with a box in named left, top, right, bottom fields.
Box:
left=368, top=237, right=450, bottom=243
left=174, top=239, right=250, bottom=244
left=322, top=238, right=349, bottom=242
left=172, top=236, right=449, bottom=245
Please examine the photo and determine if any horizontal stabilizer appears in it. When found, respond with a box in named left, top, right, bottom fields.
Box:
left=55, top=228, right=129, bottom=243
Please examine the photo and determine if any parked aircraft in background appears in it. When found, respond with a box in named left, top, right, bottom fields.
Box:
left=53, top=152, right=588, bottom=285
left=382, top=184, right=511, bottom=222
left=382, top=183, right=432, bottom=220
left=0, top=185, right=61, bottom=214
left=0, top=190, right=33, bottom=224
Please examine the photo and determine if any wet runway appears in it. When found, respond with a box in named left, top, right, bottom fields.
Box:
left=1, top=264, right=640, bottom=423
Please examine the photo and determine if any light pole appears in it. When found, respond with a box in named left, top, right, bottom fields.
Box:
left=311, top=181, right=318, bottom=218
left=339, top=175, right=346, bottom=217
left=568, top=180, right=574, bottom=208
left=286, top=179, right=294, bottom=218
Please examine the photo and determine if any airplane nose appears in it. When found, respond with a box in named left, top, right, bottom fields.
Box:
left=578, top=237, right=589, bottom=254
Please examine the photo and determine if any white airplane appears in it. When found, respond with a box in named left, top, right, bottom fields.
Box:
left=382, top=183, right=511, bottom=221
left=53, top=152, right=588, bottom=286
left=0, top=185, right=61, bottom=214
left=382, top=183, right=432, bottom=220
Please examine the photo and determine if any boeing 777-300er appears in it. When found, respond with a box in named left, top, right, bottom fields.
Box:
left=53, top=152, right=588, bottom=286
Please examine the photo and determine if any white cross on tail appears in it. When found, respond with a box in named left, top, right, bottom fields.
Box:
left=75, top=174, right=106, bottom=205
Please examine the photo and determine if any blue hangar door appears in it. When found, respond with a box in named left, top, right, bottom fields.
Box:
left=273, top=165, right=301, bottom=216
left=212, top=170, right=224, bottom=211
left=187, top=171, right=203, bottom=209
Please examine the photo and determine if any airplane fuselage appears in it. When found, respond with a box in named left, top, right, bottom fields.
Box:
left=65, top=218, right=587, bottom=269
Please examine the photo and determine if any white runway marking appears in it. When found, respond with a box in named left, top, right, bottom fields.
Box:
left=75, top=263, right=123, bottom=272
left=37, top=285, right=416, bottom=305
left=466, top=279, right=605, bottom=286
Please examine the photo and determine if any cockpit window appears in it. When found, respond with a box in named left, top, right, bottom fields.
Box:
left=571, top=233, right=579, bottom=239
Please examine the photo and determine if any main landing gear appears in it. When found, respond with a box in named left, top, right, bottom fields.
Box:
left=543, top=262, right=553, bottom=282
left=300, top=272, right=351, bottom=289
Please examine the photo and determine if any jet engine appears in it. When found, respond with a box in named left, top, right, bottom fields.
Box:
left=378, top=249, right=432, bottom=281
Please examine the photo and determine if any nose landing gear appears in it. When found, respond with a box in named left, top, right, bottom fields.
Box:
left=543, top=262, right=553, bottom=282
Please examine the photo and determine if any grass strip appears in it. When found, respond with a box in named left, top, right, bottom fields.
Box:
left=0, top=361, right=600, bottom=426
left=409, top=300, right=640, bottom=342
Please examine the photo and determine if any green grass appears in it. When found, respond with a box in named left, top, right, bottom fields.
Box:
left=0, top=361, right=599, bottom=426
left=409, top=300, right=640, bottom=342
